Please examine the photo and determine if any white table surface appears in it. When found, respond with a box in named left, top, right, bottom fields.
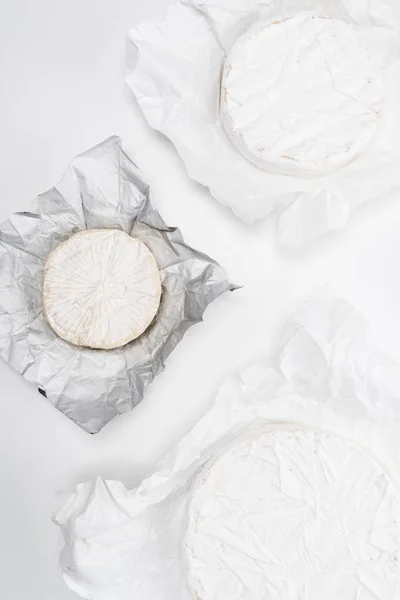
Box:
left=2, top=1, right=400, bottom=598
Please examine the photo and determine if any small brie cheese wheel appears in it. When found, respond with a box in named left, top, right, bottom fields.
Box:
left=184, top=427, right=400, bottom=599
left=220, top=14, right=383, bottom=177
left=43, top=229, right=161, bottom=350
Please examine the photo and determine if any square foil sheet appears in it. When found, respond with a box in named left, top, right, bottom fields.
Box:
left=0, top=137, right=235, bottom=433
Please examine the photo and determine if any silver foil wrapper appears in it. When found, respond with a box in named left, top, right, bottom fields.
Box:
left=0, top=136, right=235, bottom=433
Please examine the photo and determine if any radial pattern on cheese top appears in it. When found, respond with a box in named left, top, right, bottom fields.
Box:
left=184, top=427, right=400, bottom=600
left=43, top=229, right=161, bottom=349
left=220, top=14, right=383, bottom=177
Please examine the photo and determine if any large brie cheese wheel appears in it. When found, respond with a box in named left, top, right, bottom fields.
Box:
left=184, top=426, right=400, bottom=599
left=43, top=229, right=161, bottom=350
left=220, top=14, right=383, bottom=177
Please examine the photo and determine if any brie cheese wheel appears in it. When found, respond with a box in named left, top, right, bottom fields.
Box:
left=220, top=14, right=383, bottom=177
left=43, top=229, right=161, bottom=350
left=184, top=427, right=400, bottom=599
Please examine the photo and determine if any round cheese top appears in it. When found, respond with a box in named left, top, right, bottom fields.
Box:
left=184, top=426, right=400, bottom=600
left=220, top=14, right=383, bottom=177
left=43, top=229, right=161, bottom=350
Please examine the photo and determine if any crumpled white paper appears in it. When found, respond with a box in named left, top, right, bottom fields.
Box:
left=127, top=0, right=400, bottom=248
left=0, top=136, right=235, bottom=434
left=54, top=297, right=400, bottom=598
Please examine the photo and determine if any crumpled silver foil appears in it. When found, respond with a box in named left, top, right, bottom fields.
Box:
left=0, top=136, right=235, bottom=433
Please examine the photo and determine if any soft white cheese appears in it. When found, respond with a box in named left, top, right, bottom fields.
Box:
left=43, top=229, right=161, bottom=350
left=184, top=426, right=400, bottom=599
left=220, top=14, right=383, bottom=177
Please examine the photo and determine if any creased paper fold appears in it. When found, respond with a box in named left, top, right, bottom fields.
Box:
left=127, top=0, right=400, bottom=248
left=55, top=297, right=400, bottom=598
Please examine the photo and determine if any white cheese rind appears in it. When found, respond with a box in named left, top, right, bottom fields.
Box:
left=43, top=229, right=161, bottom=350
left=220, top=14, right=383, bottom=177
left=184, top=426, right=400, bottom=600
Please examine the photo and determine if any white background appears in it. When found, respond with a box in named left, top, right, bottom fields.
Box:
left=1, top=1, right=400, bottom=598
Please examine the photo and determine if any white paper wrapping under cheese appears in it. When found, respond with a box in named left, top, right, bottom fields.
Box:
left=0, top=137, right=235, bottom=433
left=220, top=14, right=383, bottom=177
left=54, top=297, right=400, bottom=599
left=43, top=230, right=161, bottom=350
left=127, top=0, right=400, bottom=248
